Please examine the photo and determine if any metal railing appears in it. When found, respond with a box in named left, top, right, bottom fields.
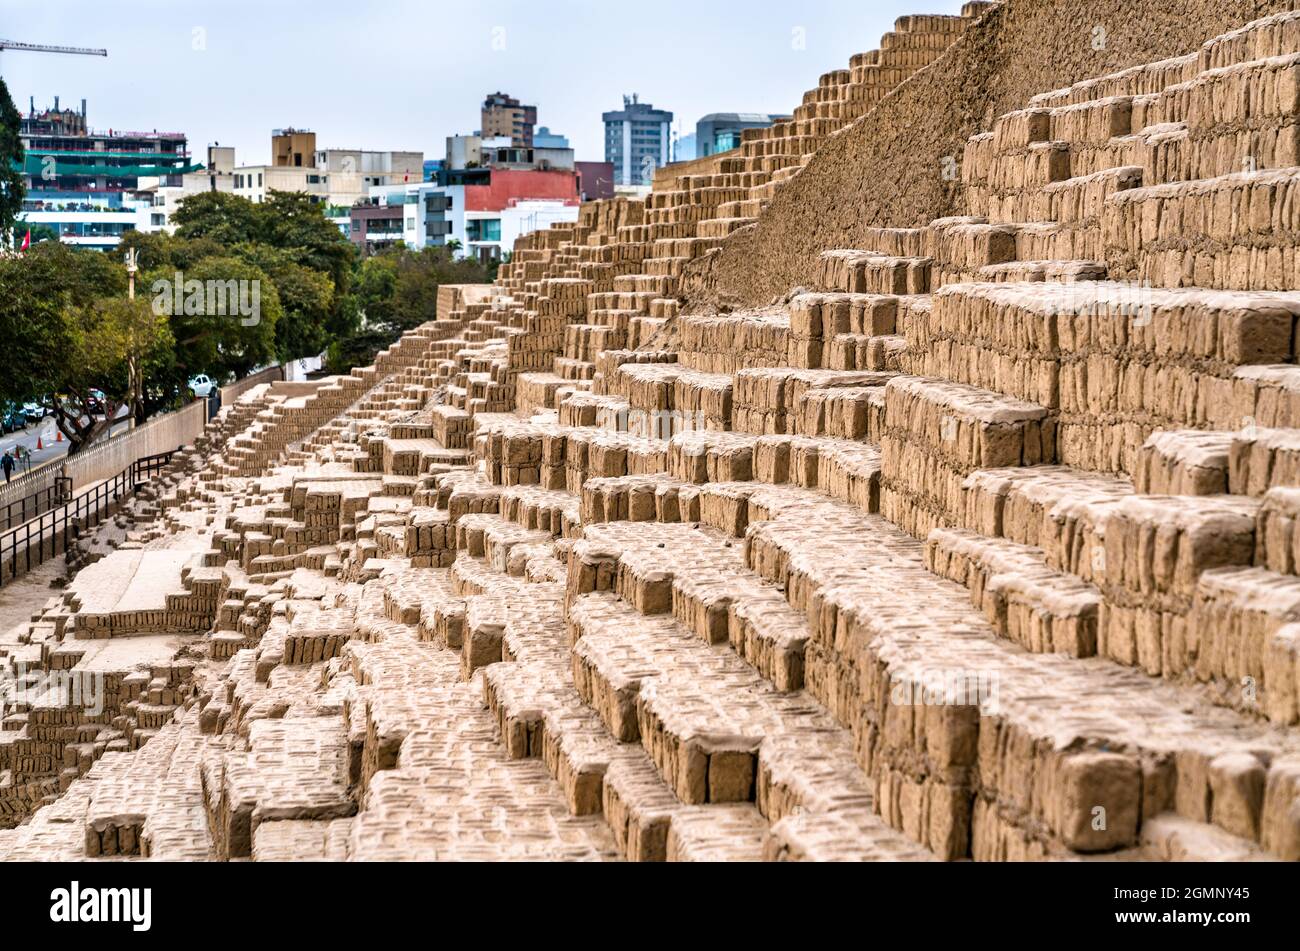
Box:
left=0, top=400, right=207, bottom=517
left=0, top=450, right=177, bottom=588
left=0, top=478, right=71, bottom=532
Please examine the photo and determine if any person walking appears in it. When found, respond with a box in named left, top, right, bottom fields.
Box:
left=1, top=450, right=13, bottom=483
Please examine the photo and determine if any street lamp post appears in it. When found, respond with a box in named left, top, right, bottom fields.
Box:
left=124, top=247, right=138, bottom=299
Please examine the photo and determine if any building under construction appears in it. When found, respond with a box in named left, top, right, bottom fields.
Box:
left=18, top=97, right=195, bottom=249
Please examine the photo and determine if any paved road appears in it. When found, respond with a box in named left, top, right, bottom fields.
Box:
left=0, top=407, right=132, bottom=481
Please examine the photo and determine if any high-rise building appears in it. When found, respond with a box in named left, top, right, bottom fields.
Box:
left=602, top=95, right=673, bottom=186
left=695, top=113, right=792, bottom=157
left=17, top=97, right=196, bottom=249
left=674, top=133, right=698, bottom=163
left=481, top=92, right=537, bottom=148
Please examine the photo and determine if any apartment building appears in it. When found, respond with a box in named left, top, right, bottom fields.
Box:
left=602, top=95, right=673, bottom=186
left=481, top=92, right=537, bottom=148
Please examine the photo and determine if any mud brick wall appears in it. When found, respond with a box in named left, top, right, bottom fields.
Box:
left=1190, top=566, right=1300, bottom=723
left=785, top=293, right=902, bottom=371
left=1092, top=495, right=1260, bottom=676
left=907, top=282, right=1300, bottom=474
left=1133, top=51, right=1300, bottom=182
left=1103, top=167, right=1300, bottom=290
left=732, top=368, right=895, bottom=435
left=678, top=313, right=791, bottom=374
left=692, top=0, right=1298, bottom=306
left=605, top=363, right=734, bottom=436
left=879, top=376, right=1057, bottom=538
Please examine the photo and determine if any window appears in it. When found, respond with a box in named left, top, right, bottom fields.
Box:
left=467, top=218, right=501, bottom=242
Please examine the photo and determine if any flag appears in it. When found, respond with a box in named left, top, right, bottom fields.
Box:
left=20, top=230, right=30, bottom=251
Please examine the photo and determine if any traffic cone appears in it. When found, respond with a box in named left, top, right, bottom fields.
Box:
left=56, top=431, right=63, bottom=443
left=36, top=437, right=43, bottom=450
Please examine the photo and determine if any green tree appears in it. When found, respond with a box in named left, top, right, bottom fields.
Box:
left=326, top=325, right=392, bottom=376
left=0, top=78, right=23, bottom=243
left=158, top=256, right=282, bottom=381
left=25, top=223, right=59, bottom=245
left=19, top=234, right=127, bottom=302
left=352, top=250, right=399, bottom=330
left=171, top=191, right=263, bottom=245
left=118, top=230, right=224, bottom=273
left=327, top=244, right=493, bottom=371
left=389, top=247, right=448, bottom=332
left=238, top=243, right=334, bottom=361
left=0, top=247, right=74, bottom=410
left=172, top=189, right=355, bottom=349
left=0, top=242, right=177, bottom=450
left=60, top=296, right=174, bottom=438
left=260, top=191, right=355, bottom=287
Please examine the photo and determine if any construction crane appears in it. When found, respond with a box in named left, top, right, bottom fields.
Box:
left=0, top=39, right=108, bottom=74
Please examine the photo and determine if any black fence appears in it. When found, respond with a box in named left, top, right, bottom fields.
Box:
left=0, top=450, right=177, bottom=588
left=0, top=478, right=72, bottom=533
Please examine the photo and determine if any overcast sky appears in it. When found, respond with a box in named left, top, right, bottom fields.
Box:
left=2, top=0, right=965, bottom=165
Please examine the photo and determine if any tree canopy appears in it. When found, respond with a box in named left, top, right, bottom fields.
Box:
left=0, top=78, right=24, bottom=242
left=337, top=243, right=494, bottom=368
left=1, top=186, right=497, bottom=452
left=0, top=242, right=152, bottom=447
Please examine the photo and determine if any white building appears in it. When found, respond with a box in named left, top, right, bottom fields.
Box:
left=17, top=195, right=156, bottom=249
left=361, top=173, right=579, bottom=261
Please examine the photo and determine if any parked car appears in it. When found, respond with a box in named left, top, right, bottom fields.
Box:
left=21, top=401, right=51, bottom=426
left=1, top=403, right=26, bottom=433
left=189, top=375, right=216, bottom=398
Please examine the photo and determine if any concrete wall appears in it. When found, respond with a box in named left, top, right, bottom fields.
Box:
left=0, top=399, right=209, bottom=530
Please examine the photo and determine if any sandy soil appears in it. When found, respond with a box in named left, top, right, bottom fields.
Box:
left=0, top=558, right=67, bottom=640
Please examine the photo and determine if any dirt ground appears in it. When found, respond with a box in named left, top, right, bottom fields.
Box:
left=0, top=558, right=67, bottom=640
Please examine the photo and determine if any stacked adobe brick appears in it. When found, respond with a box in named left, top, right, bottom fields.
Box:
left=6, top=5, right=1300, bottom=863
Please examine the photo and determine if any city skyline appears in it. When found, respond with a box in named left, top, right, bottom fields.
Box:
left=1, top=0, right=962, bottom=167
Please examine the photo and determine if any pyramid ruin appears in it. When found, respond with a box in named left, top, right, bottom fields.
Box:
left=5, top=0, right=1300, bottom=862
